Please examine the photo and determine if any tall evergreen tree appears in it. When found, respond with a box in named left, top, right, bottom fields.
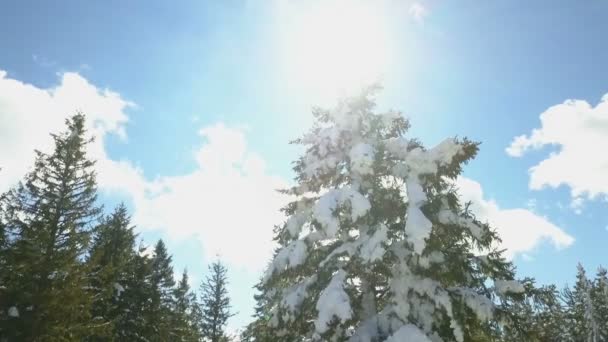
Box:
left=86, top=203, right=137, bottom=340
left=501, top=283, right=568, bottom=341
left=0, top=194, right=7, bottom=255
left=200, top=260, right=234, bottom=342
left=240, top=280, right=273, bottom=342
left=116, top=242, right=155, bottom=341
left=0, top=193, right=9, bottom=329
left=149, top=239, right=176, bottom=341
left=564, top=264, right=599, bottom=342
left=255, top=87, right=530, bottom=341
left=173, top=270, right=201, bottom=341
left=591, top=267, right=608, bottom=341
left=0, top=113, right=101, bottom=340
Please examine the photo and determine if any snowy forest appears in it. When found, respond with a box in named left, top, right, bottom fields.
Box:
left=1, top=88, right=607, bottom=341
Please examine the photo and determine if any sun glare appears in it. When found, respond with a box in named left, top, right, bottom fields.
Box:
left=278, top=0, right=391, bottom=97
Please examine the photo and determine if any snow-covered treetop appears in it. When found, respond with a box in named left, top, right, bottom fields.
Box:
left=262, top=86, right=526, bottom=341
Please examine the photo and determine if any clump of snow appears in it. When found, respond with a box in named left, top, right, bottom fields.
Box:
left=265, top=240, right=308, bottom=281
left=300, top=129, right=342, bottom=178
left=450, top=319, right=464, bottom=342
left=320, top=241, right=358, bottom=268
left=404, top=179, right=432, bottom=254
left=280, top=276, right=317, bottom=323
left=283, top=276, right=316, bottom=312
left=285, top=208, right=311, bottom=238
left=268, top=307, right=280, bottom=328
left=379, top=110, right=403, bottom=128
left=494, top=280, right=525, bottom=295
left=390, top=264, right=465, bottom=342
left=456, top=288, right=494, bottom=321
left=318, top=224, right=388, bottom=267
left=329, top=100, right=364, bottom=131
left=386, top=138, right=463, bottom=176
left=392, top=139, right=465, bottom=254
left=418, top=251, right=445, bottom=268
left=8, top=306, right=19, bottom=318
left=349, top=143, right=375, bottom=176
left=114, top=282, right=125, bottom=297
left=343, top=187, right=372, bottom=222
left=384, top=137, right=410, bottom=159
left=437, top=207, right=484, bottom=240
left=315, top=270, right=352, bottom=334
left=313, top=190, right=342, bottom=238
left=404, top=148, right=439, bottom=175
left=301, top=126, right=344, bottom=178
left=349, top=317, right=378, bottom=342
left=359, top=224, right=388, bottom=262
left=312, top=187, right=370, bottom=238
left=426, top=138, right=463, bottom=167
left=385, top=324, right=431, bottom=342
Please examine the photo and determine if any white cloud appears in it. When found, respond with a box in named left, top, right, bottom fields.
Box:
left=0, top=69, right=132, bottom=192
left=0, top=70, right=287, bottom=271
left=32, top=54, right=57, bottom=68
left=131, top=123, right=287, bottom=270
left=408, top=2, right=428, bottom=23
left=456, top=177, right=574, bottom=259
left=506, top=94, right=608, bottom=208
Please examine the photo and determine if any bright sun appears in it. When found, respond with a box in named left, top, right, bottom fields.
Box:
left=278, top=0, right=391, bottom=97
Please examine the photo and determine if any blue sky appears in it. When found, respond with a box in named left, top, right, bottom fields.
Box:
left=1, top=0, right=608, bottom=332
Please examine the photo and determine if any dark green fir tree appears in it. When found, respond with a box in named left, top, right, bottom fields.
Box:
left=0, top=114, right=101, bottom=340
left=173, top=269, right=202, bottom=341
left=149, top=239, right=176, bottom=341
left=86, top=203, right=137, bottom=340
left=200, top=260, right=234, bottom=342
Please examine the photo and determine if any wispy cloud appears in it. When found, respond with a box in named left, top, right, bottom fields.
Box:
left=32, top=54, right=57, bottom=68
left=408, top=2, right=428, bottom=23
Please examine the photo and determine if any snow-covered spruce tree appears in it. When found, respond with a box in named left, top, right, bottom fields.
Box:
left=260, top=86, right=528, bottom=341
left=241, top=280, right=275, bottom=342
left=564, top=264, right=599, bottom=342
left=501, top=283, right=567, bottom=341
